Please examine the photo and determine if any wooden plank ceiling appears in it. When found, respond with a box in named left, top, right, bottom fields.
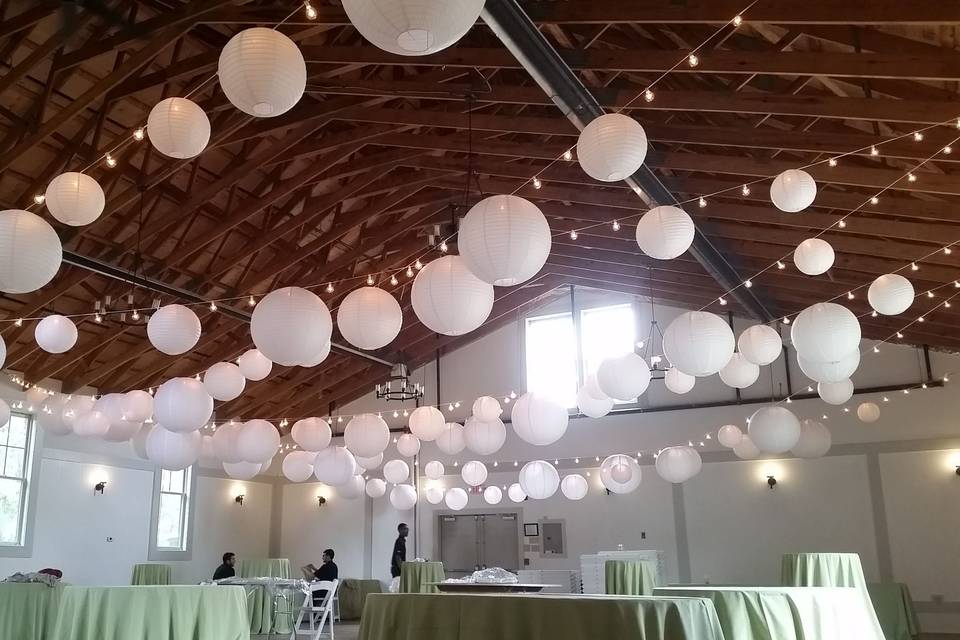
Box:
left=1, top=0, right=959, bottom=423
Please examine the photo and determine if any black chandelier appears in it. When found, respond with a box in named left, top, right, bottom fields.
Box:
left=375, top=364, right=424, bottom=402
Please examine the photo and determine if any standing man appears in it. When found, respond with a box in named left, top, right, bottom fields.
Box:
left=213, top=552, right=236, bottom=580
left=391, top=523, right=409, bottom=578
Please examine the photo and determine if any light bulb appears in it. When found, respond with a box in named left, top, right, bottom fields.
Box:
left=918, top=316, right=925, bottom=322
left=643, top=89, right=654, bottom=102
left=873, top=346, right=881, bottom=353
left=105, top=153, right=117, bottom=167
left=741, top=184, right=750, bottom=196
left=326, top=282, right=334, bottom=293
left=911, top=263, right=919, bottom=271
left=366, top=274, right=374, bottom=285
left=131, top=309, right=140, bottom=320
left=719, top=297, right=727, bottom=306
left=870, top=196, right=879, bottom=205
left=944, top=146, right=952, bottom=154
left=15, top=318, right=23, bottom=327
left=732, top=14, right=743, bottom=26
left=209, top=301, right=217, bottom=311
left=744, top=279, right=753, bottom=288
left=510, top=391, right=517, bottom=399
left=828, top=158, right=838, bottom=167
left=439, top=241, right=448, bottom=253
left=871, top=310, right=878, bottom=317
left=612, top=220, right=620, bottom=231
left=390, top=275, right=398, bottom=286
left=913, top=131, right=924, bottom=141
left=563, top=149, right=573, bottom=161
left=33, top=194, right=45, bottom=204
left=304, top=1, right=317, bottom=19
left=532, top=177, right=542, bottom=190
left=945, top=247, right=953, bottom=255
left=838, top=220, right=846, bottom=228
left=928, top=290, right=935, bottom=298
left=870, top=146, right=879, bottom=156
left=847, top=291, right=855, bottom=300
left=908, top=173, right=917, bottom=182
left=133, top=127, right=145, bottom=141
left=414, top=259, right=423, bottom=270
left=94, top=313, right=102, bottom=323
left=248, top=295, right=255, bottom=306
left=776, top=261, right=785, bottom=269
left=687, top=53, right=699, bottom=67
left=782, top=316, right=791, bottom=324
left=406, top=266, right=414, bottom=278
left=570, top=230, right=578, bottom=240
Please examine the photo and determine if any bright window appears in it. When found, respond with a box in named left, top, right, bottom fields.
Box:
left=156, top=468, right=191, bottom=550
left=0, top=413, right=35, bottom=546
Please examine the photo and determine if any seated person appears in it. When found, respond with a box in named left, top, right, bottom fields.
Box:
left=313, top=549, right=338, bottom=582
left=213, top=552, right=236, bottom=580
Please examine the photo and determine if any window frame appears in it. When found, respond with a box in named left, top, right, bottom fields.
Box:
left=0, top=411, right=41, bottom=558
left=148, top=465, right=197, bottom=561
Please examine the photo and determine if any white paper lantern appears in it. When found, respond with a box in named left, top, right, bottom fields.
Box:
left=24, top=387, right=48, bottom=409
left=344, top=413, right=390, bottom=458
left=798, top=349, right=860, bottom=384
left=421, top=485, right=442, bottom=505
left=121, top=390, right=153, bottom=423
left=664, top=367, right=695, bottom=395
left=212, top=422, right=243, bottom=463
left=61, top=395, right=94, bottom=428
left=153, top=377, right=213, bottom=433
left=635, top=205, right=695, bottom=260
left=238, top=348, right=272, bottom=381
left=792, top=419, right=832, bottom=459
left=389, top=484, right=418, bottom=510
left=424, top=460, right=445, bottom=480
left=314, top=446, right=358, bottom=486
left=867, top=274, right=915, bottom=316
left=98, top=393, right=141, bottom=441
left=738, top=324, right=782, bottom=366
left=818, top=379, right=854, bottom=405
left=146, top=426, right=201, bottom=470
left=717, top=424, right=743, bottom=448
left=291, top=417, right=331, bottom=452
left=409, top=406, right=445, bottom=441
left=458, top=195, right=551, bottom=286
left=791, top=302, right=861, bottom=364
left=733, top=435, right=760, bottom=460
left=396, top=433, right=421, bottom=457
left=36, top=398, right=71, bottom=435
left=146, top=304, right=201, bottom=356
left=748, top=406, right=801, bottom=454
left=131, top=424, right=152, bottom=459
left=519, top=460, right=559, bottom=499
left=663, top=311, right=735, bottom=377
left=338, top=475, right=366, bottom=499
left=461, top=461, right=487, bottom=486
left=251, top=287, right=332, bottom=366
left=203, top=362, right=245, bottom=401
left=383, top=459, right=410, bottom=484
left=445, top=487, right=469, bottom=511
left=411, top=255, right=494, bottom=336
left=655, top=446, right=702, bottom=484
left=719, top=353, right=760, bottom=389
left=34, top=315, right=77, bottom=353
left=0, top=209, right=62, bottom=294
left=218, top=28, right=305, bottom=117
left=224, top=461, right=262, bottom=480
left=596, top=353, right=651, bottom=401
left=507, top=483, right=527, bottom=503
left=793, top=238, right=835, bottom=276
left=511, top=392, right=569, bottom=446
left=483, top=485, right=502, bottom=505
left=342, top=0, right=484, bottom=56
left=561, top=474, right=589, bottom=500
left=73, top=410, right=110, bottom=437
left=235, top=419, right=280, bottom=463
left=356, top=453, right=384, bottom=469
left=365, top=478, right=387, bottom=498
left=857, top=402, right=881, bottom=423
left=0, top=334, right=5, bottom=369
left=44, top=172, right=104, bottom=226
left=770, top=169, right=817, bottom=213
left=577, top=113, right=648, bottom=182
left=600, top=454, right=641, bottom=494
left=146, top=97, right=210, bottom=159
left=337, top=287, right=402, bottom=350
left=282, top=451, right=316, bottom=482
left=583, top=374, right=608, bottom=401
left=436, top=422, right=466, bottom=455
left=577, top=386, right=613, bottom=418
left=472, top=396, right=503, bottom=422
left=464, top=417, right=506, bottom=455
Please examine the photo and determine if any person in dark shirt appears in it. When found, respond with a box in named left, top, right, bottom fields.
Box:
left=391, top=523, right=408, bottom=578
left=213, top=552, right=236, bottom=580
left=313, top=549, right=338, bottom=582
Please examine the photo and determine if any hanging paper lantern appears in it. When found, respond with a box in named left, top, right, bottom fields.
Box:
left=131, top=424, right=153, bottom=459
left=818, top=379, right=853, bottom=405
left=396, top=433, right=421, bottom=457
left=409, top=406, right=445, bottom=441
left=238, top=348, right=273, bottom=381
left=483, top=485, right=502, bottom=505
left=382, top=459, right=410, bottom=484
left=748, top=406, right=801, bottom=454
left=770, top=169, right=817, bottom=213
left=738, top=324, right=782, bottom=366
left=793, top=238, right=835, bottom=276
left=146, top=97, right=210, bottom=159
left=472, top=396, right=503, bottom=422
left=655, top=446, right=702, bottom=484
left=34, top=315, right=77, bottom=353
left=61, top=395, right=95, bottom=428
left=792, top=419, right=832, bottom=459
left=577, top=386, right=613, bottom=418
left=458, top=195, right=551, bottom=286
left=421, top=485, right=442, bottom=505
left=507, top=483, right=527, bottom=503
left=461, top=461, right=487, bottom=486
left=577, top=113, right=648, bottom=182
left=412, top=255, right=494, bottom=336
left=218, top=28, right=306, bottom=117
left=733, top=435, right=760, bottom=460
left=583, top=374, right=608, bottom=401
left=44, top=172, right=104, bottom=226
left=146, top=426, right=201, bottom=470
left=600, top=455, right=641, bottom=494
left=300, top=340, right=331, bottom=368
left=663, top=311, right=735, bottom=377
left=0, top=334, right=6, bottom=369
left=203, top=362, right=246, bottom=402
left=338, top=475, right=366, bottom=499
left=96, top=393, right=141, bottom=442
left=314, top=446, right=358, bottom=486
left=857, top=402, right=880, bottom=423
left=73, top=410, right=111, bottom=437
left=445, top=487, right=469, bottom=511
left=342, top=0, right=484, bottom=56
left=251, top=287, right=332, bottom=366
left=147, top=304, right=201, bottom=356
left=282, top=450, right=316, bottom=482
left=424, top=460, right=445, bottom=480
left=365, top=478, right=387, bottom=498
left=664, top=368, right=695, bottom=395
left=121, top=390, right=153, bottom=423
left=290, top=417, right=332, bottom=452
left=337, top=287, right=402, bottom=350
left=436, top=422, right=466, bottom=454
left=596, top=353, right=651, bottom=401
left=153, top=377, right=213, bottom=433
left=389, top=484, right=418, bottom=510
left=25, top=387, right=47, bottom=410
left=719, top=353, right=760, bottom=389
left=36, top=397, right=71, bottom=435
left=868, top=274, right=915, bottom=316
left=0, top=209, right=62, bottom=294
left=212, top=422, right=244, bottom=463
left=235, top=419, right=280, bottom=463
left=519, top=460, right=559, bottom=499
left=717, top=424, right=743, bottom=448
left=798, top=349, right=860, bottom=384
left=464, top=417, right=506, bottom=455
left=344, top=413, right=390, bottom=458
left=791, top=303, right=861, bottom=364
left=356, top=452, right=384, bottom=469
left=224, top=461, right=262, bottom=480
left=635, top=205, right=695, bottom=260
left=511, top=392, right=569, bottom=446
left=561, top=474, right=589, bottom=500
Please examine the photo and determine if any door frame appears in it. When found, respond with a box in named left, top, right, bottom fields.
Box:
left=433, top=506, right=524, bottom=571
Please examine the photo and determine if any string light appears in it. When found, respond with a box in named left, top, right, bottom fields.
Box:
left=927, top=290, right=935, bottom=298
left=687, top=53, right=699, bottom=67
left=913, top=131, right=924, bottom=142
left=828, top=158, right=838, bottom=167
left=945, top=247, right=953, bottom=255
left=744, top=279, right=753, bottom=288
left=94, top=313, right=102, bottom=323
left=304, top=1, right=317, bottom=19
left=907, top=173, right=917, bottom=182
left=248, top=296, right=255, bottom=306
left=643, top=89, right=654, bottom=102
left=871, top=310, right=878, bottom=317
left=133, top=127, right=145, bottom=141
left=918, top=316, right=925, bottom=322
left=782, top=317, right=791, bottom=324
left=414, top=259, right=423, bottom=270
left=390, top=275, right=398, bottom=286
left=698, top=197, right=707, bottom=208
left=732, top=14, right=743, bottom=26
left=870, top=196, right=879, bottom=205
left=912, top=262, right=920, bottom=271
left=838, top=220, right=846, bottom=228
left=439, top=241, right=448, bottom=253
left=612, top=220, right=620, bottom=231
left=570, top=230, right=578, bottom=240
left=944, top=146, right=952, bottom=154
left=105, top=153, right=117, bottom=168
left=870, top=146, right=879, bottom=156
left=776, top=261, right=785, bottom=270
left=873, top=346, right=881, bottom=353
left=209, top=301, right=217, bottom=311
left=366, top=274, right=375, bottom=285
left=741, top=185, right=750, bottom=196
left=131, top=309, right=140, bottom=321
left=14, top=318, right=22, bottom=327
left=718, top=297, right=728, bottom=306
left=532, top=177, right=542, bottom=190
left=325, top=282, right=334, bottom=293
left=563, top=149, right=573, bottom=161
left=846, top=291, right=855, bottom=300
left=32, top=194, right=45, bottom=204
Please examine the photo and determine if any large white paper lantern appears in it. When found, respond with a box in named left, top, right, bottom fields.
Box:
left=577, top=386, right=613, bottom=418
left=461, top=461, right=487, bottom=486
left=600, top=454, right=641, bottom=494
left=73, top=410, right=110, bottom=437
left=577, top=113, right=647, bottom=182
left=146, top=97, right=210, bottom=159
left=365, top=478, right=387, bottom=498
left=45, top=172, right=104, bottom=226
left=131, top=424, right=153, bottom=459
left=146, top=426, right=201, bottom=470
left=458, top=195, right=551, bottom=286
left=664, top=368, right=696, bottom=395
left=483, top=485, right=502, bottom=505
left=0, top=209, right=62, bottom=294
left=61, top=395, right=94, bottom=428
left=738, top=324, right=782, bottom=366
left=561, top=474, right=589, bottom=500
left=148, top=304, right=201, bottom=356
left=798, top=349, right=860, bottom=384
left=411, top=255, right=494, bottom=336
left=596, top=353, right=651, bottom=401
left=409, top=406, right=445, bottom=441
left=719, top=353, right=760, bottom=389
left=436, top=422, right=466, bottom=454
left=748, top=406, right=801, bottom=454
left=224, top=461, right=262, bottom=480
left=314, top=446, right=358, bottom=486
left=717, top=424, right=743, bottom=448
left=337, top=287, right=402, bottom=350
left=868, top=274, right=914, bottom=316
left=655, top=446, right=702, bottom=483
left=238, top=349, right=272, bottom=381
left=338, top=475, right=366, bottom=499
left=356, top=453, right=384, bottom=469
left=342, top=0, right=484, bottom=56
left=153, top=377, right=213, bottom=433
left=34, top=315, right=77, bottom=353
left=793, top=238, right=834, bottom=276
left=396, top=433, right=421, bottom=457
left=203, top=362, right=245, bottom=402
left=390, top=484, right=418, bottom=510
left=792, top=419, right=832, bottom=459
left=290, top=417, right=330, bottom=453
left=663, top=311, right=735, bottom=377
left=122, top=390, right=153, bottom=423
left=519, top=460, right=559, bottom=499
left=212, top=422, right=243, bottom=463
left=511, top=392, right=568, bottom=446
left=635, top=205, right=695, bottom=260
left=733, top=435, right=760, bottom=460
left=818, top=379, right=853, bottom=405
left=424, top=460, right=445, bottom=480
left=770, top=169, right=816, bottom=213
left=383, top=459, right=410, bottom=484
left=251, top=287, right=332, bottom=366
left=464, top=417, right=506, bottom=455
left=344, top=413, right=390, bottom=458
left=218, top=28, right=306, bottom=117
left=857, top=402, right=880, bottom=423
left=445, top=487, right=469, bottom=511
left=507, top=483, right=527, bottom=503
left=472, top=396, right=502, bottom=422
left=791, top=303, right=861, bottom=364
left=235, top=419, right=279, bottom=463
left=282, top=451, right=316, bottom=482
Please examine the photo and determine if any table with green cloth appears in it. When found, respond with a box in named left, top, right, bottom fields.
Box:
left=399, top=561, right=445, bottom=594
left=131, top=563, right=172, bottom=585
left=236, top=557, right=292, bottom=634
left=604, top=559, right=657, bottom=595
left=781, top=552, right=883, bottom=633
left=358, top=593, right=725, bottom=640
left=0, top=583, right=249, bottom=640
left=339, top=579, right=383, bottom=620
left=868, top=583, right=921, bottom=640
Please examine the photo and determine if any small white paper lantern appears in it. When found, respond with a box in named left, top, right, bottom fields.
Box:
left=235, top=419, right=280, bottom=463
left=344, top=413, right=390, bottom=458
left=342, top=0, right=485, bottom=56
left=655, top=446, right=702, bottom=484
left=73, top=410, right=110, bottom=437
left=577, top=113, right=648, bottom=182
left=425, top=485, right=445, bottom=504
left=793, top=238, right=835, bottom=276
left=445, top=487, right=469, bottom=511
left=577, top=386, right=613, bottom=418
left=122, top=390, right=153, bottom=423
left=635, top=205, right=695, bottom=260
left=511, top=392, right=569, bottom=446
left=664, top=367, right=696, bottom=395
left=238, top=349, right=272, bottom=381
left=203, top=362, right=246, bottom=401
left=600, top=455, right=641, bottom=494
left=464, top=417, right=506, bottom=455
left=356, top=453, right=384, bottom=469
left=224, top=461, right=262, bottom=480
left=798, top=349, right=860, bottom=384
left=868, top=274, right=915, bottom=316
left=291, top=417, right=331, bottom=452
left=146, top=97, right=210, bottom=159
left=583, top=374, right=608, bottom=401
left=472, top=396, right=502, bottom=422
left=338, top=475, right=366, bottom=499
left=561, top=474, right=589, bottom=500
left=770, top=169, right=817, bottom=213
left=409, top=406, right=445, bottom=441
left=596, top=353, right=651, bottom=401
left=337, top=287, right=402, bottom=350
left=791, top=303, right=861, bottom=364
left=411, top=255, right=494, bottom=336
left=251, top=287, right=332, bottom=366
left=153, top=377, right=213, bottom=433
left=436, top=423, right=466, bottom=455
left=458, top=195, right=551, bottom=286
left=365, top=478, right=387, bottom=498
left=733, top=435, right=760, bottom=460
left=218, top=28, right=306, bottom=117
left=818, top=379, right=853, bottom=405
left=36, top=398, right=71, bottom=436
left=792, top=419, right=832, bottom=459
left=146, top=426, right=201, bottom=470
left=45, top=172, right=104, bottom=226
left=61, top=395, right=94, bottom=428
left=719, top=352, right=760, bottom=389
left=663, top=311, right=735, bottom=377
left=424, top=460, right=445, bottom=480
left=738, top=324, right=782, bottom=366
left=461, top=461, right=487, bottom=487
left=314, top=446, right=358, bottom=486
left=483, top=485, right=502, bottom=505
left=382, top=459, right=410, bottom=484
left=717, top=424, right=743, bottom=448
left=212, top=422, right=243, bottom=463
left=507, top=483, right=527, bottom=503
left=148, top=304, right=201, bottom=356
left=748, top=406, right=801, bottom=454
left=857, top=402, right=881, bottom=423
left=396, top=433, right=421, bottom=457
left=0, top=209, right=62, bottom=294
left=282, top=451, right=316, bottom=482
left=519, top=460, right=560, bottom=499
left=34, top=315, right=77, bottom=353
left=131, top=424, right=153, bottom=459
left=390, top=484, right=418, bottom=510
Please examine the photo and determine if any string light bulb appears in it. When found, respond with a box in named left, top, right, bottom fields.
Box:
left=563, top=149, right=573, bottom=161
left=612, top=220, right=620, bottom=231
left=870, top=146, right=879, bottom=156
left=33, top=194, right=45, bottom=204
left=105, top=153, right=117, bottom=168
left=209, top=301, right=217, bottom=311
left=414, top=259, right=423, bottom=270
left=777, top=261, right=785, bottom=269
left=911, top=262, right=920, bottom=271
left=907, top=173, right=917, bottom=182
left=782, top=316, right=791, bottom=325
left=927, top=290, right=935, bottom=298
left=15, top=318, right=23, bottom=327
left=913, top=131, right=924, bottom=142
left=304, top=1, right=317, bottom=19
left=687, top=53, right=699, bottom=67
left=390, top=275, right=398, bottom=286
left=870, top=196, right=879, bottom=205
left=439, top=241, right=448, bottom=253
left=944, top=146, right=952, bottom=154
left=732, top=14, right=743, bottom=26
left=133, top=127, right=145, bottom=141
left=406, top=266, right=414, bottom=278
left=838, top=220, right=846, bottom=228
left=366, top=274, right=375, bottom=286
left=643, top=89, right=654, bottom=103
left=944, top=247, right=952, bottom=255
left=741, top=184, right=750, bottom=196
left=248, top=296, right=255, bottom=306
left=532, top=177, right=542, bottom=190
left=698, top=196, right=707, bottom=208
left=94, top=313, right=102, bottom=323
left=570, top=230, right=578, bottom=240
left=718, top=297, right=728, bottom=306
left=847, top=291, right=855, bottom=300
left=828, top=158, right=838, bottom=167
left=131, top=309, right=140, bottom=321
left=744, top=279, right=753, bottom=288
left=326, top=282, right=334, bottom=293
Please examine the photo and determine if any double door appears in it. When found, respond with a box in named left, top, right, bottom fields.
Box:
left=438, top=513, right=520, bottom=577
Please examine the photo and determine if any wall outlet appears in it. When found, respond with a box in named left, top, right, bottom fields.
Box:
left=641, top=531, right=646, bottom=539
left=105, top=537, right=113, bottom=542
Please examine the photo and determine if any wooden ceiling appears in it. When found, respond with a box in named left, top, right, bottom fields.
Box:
left=2, top=0, right=960, bottom=422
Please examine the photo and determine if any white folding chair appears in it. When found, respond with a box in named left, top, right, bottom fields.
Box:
left=290, top=579, right=338, bottom=640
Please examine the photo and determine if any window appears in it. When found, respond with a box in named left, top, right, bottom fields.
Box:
left=0, top=413, right=35, bottom=547
left=156, top=468, right=191, bottom=551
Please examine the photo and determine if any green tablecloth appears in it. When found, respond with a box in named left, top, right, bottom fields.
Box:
left=781, top=552, right=869, bottom=591
left=358, top=593, right=725, bottom=640
left=604, top=559, right=656, bottom=595
left=236, top=558, right=291, bottom=634
left=399, top=561, right=445, bottom=594
left=0, top=583, right=249, bottom=640
left=340, top=579, right=383, bottom=620
left=131, top=563, right=172, bottom=585
left=868, top=583, right=920, bottom=640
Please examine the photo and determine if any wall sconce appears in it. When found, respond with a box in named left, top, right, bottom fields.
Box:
left=955, top=466, right=960, bottom=477
left=234, top=494, right=245, bottom=506
left=317, top=496, right=327, bottom=508
left=767, top=475, right=777, bottom=490
left=94, top=481, right=107, bottom=495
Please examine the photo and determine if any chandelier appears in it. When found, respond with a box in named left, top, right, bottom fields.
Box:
left=375, top=364, right=424, bottom=402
